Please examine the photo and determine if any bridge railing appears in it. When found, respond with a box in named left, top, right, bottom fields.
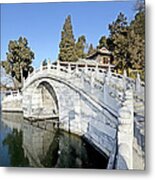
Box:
left=2, top=90, right=22, bottom=102
left=24, top=60, right=145, bottom=105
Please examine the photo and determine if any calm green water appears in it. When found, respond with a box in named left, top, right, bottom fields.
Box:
left=0, top=112, right=108, bottom=168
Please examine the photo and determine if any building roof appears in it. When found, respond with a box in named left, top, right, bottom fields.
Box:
left=98, top=47, right=112, bottom=55
left=86, top=47, right=112, bottom=59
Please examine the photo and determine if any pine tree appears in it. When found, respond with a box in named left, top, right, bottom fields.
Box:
left=59, top=15, right=77, bottom=62
left=2, top=37, right=34, bottom=89
left=130, top=11, right=145, bottom=40
left=42, top=59, right=48, bottom=66
left=108, top=12, right=129, bottom=72
left=128, top=30, right=144, bottom=70
left=128, top=8, right=145, bottom=80
left=76, top=35, right=86, bottom=59
left=97, top=36, right=107, bottom=49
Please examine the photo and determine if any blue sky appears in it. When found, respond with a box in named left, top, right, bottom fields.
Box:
left=1, top=1, right=136, bottom=68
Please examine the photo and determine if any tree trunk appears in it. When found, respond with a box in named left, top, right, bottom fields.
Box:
left=13, top=77, right=22, bottom=90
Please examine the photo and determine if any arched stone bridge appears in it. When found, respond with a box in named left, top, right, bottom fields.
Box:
left=22, top=60, right=145, bottom=170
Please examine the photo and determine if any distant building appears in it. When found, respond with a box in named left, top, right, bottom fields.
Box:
left=86, top=47, right=113, bottom=65
left=54, top=47, right=114, bottom=70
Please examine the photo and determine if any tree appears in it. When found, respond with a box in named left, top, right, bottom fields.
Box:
left=108, top=13, right=129, bottom=73
left=97, top=36, right=108, bottom=49
left=42, top=59, right=48, bottom=66
left=87, top=44, right=96, bottom=56
left=128, top=30, right=144, bottom=70
left=59, top=15, right=77, bottom=62
left=130, top=11, right=145, bottom=40
left=128, top=7, right=145, bottom=80
left=134, top=0, right=145, bottom=12
left=2, top=37, right=34, bottom=89
left=76, top=35, right=86, bottom=59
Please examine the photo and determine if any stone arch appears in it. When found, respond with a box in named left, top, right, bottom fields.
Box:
left=27, top=80, right=59, bottom=119
left=22, top=71, right=118, bottom=161
left=37, top=81, right=59, bottom=112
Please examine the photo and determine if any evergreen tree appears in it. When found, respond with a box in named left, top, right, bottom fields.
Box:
left=97, top=1, right=145, bottom=80
left=76, top=35, right=86, bottom=59
left=108, top=12, right=129, bottom=72
left=128, top=30, right=144, bottom=70
left=59, top=15, right=77, bottom=62
left=97, top=36, right=108, bottom=49
left=2, top=37, right=34, bottom=89
left=128, top=7, right=145, bottom=79
left=130, top=11, right=145, bottom=40
left=42, top=59, right=48, bottom=66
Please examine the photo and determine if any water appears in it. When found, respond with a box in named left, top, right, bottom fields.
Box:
left=0, top=112, right=108, bottom=168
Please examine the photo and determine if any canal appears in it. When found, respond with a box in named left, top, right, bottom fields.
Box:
left=0, top=112, right=108, bottom=168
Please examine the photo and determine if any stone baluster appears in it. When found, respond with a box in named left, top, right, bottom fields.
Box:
left=68, top=63, right=71, bottom=73
left=124, top=69, right=127, bottom=77
left=75, top=64, right=79, bottom=74
left=85, top=63, right=88, bottom=74
left=47, top=59, right=51, bottom=70
left=123, top=69, right=127, bottom=91
left=116, top=89, right=134, bottom=169
left=57, top=60, right=60, bottom=73
left=40, top=61, right=43, bottom=71
left=136, top=73, right=141, bottom=94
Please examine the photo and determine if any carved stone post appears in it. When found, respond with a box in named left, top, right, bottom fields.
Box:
left=85, top=63, right=88, bottom=74
left=123, top=69, right=127, bottom=91
left=40, top=61, right=43, bottom=71
left=116, top=89, right=134, bottom=169
left=75, top=64, right=79, bottom=74
left=47, top=59, right=51, bottom=70
left=57, top=60, right=60, bottom=75
left=68, top=63, right=71, bottom=73
left=136, top=73, right=141, bottom=94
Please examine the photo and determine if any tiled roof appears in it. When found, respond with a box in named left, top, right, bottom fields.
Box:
left=98, top=47, right=112, bottom=55
left=86, top=47, right=112, bottom=59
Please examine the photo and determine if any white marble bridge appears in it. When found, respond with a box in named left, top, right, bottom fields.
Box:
left=2, top=60, right=145, bottom=170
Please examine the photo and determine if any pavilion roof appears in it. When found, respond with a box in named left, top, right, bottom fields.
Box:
left=86, top=47, right=112, bottom=59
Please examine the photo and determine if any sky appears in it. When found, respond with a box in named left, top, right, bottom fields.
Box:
left=1, top=1, right=137, bottom=68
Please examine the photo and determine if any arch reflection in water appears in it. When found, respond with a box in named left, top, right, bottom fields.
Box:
left=1, top=112, right=108, bottom=168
